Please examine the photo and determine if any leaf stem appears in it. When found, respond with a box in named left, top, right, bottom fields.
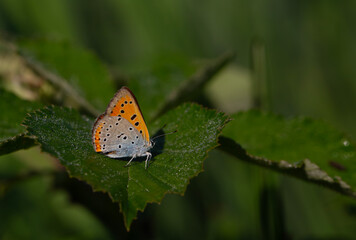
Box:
left=218, top=136, right=356, bottom=198
left=23, top=56, right=100, bottom=117
left=152, top=51, right=236, bottom=120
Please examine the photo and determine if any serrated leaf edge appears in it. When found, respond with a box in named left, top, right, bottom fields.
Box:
left=22, top=104, right=231, bottom=231
left=123, top=103, right=231, bottom=230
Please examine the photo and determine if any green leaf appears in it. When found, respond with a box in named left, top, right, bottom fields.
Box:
left=128, top=59, right=196, bottom=121
left=19, top=39, right=115, bottom=116
left=151, top=51, right=236, bottom=119
left=0, top=151, right=111, bottom=240
left=128, top=52, right=235, bottom=122
left=23, top=104, right=228, bottom=230
left=0, top=89, right=41, bottom=155
left=220, top=110, right=356, bottom=197
left=0, top=147, right=56, bottom=184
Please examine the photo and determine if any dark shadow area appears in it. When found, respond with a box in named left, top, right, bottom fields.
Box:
left=151, top=128, right=167, bottom=158
left=53, top=171, right=154, bottom=239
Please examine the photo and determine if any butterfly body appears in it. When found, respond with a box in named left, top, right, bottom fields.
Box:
left=92, top=87, right=153, bottom=168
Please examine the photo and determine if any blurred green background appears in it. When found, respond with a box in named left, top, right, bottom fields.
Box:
left=1, top=0, right=356, bottom=239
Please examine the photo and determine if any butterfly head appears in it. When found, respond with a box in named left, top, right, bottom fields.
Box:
left=149, top=139, right=155, bottom=148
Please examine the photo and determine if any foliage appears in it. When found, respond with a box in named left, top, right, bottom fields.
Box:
left=0, top=89, right=40, bottom=155
left=220, top=111, right=356, bottom=197
left=0, top=149, right=111, bottom=240
left=23, top=104, right=228, bottom=228
left=1, top=1, right=356, bottom=237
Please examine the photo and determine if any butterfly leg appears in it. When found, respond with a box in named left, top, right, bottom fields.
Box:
left=125, top=154, right=137, bottom=167
left=145, top=152, right=152, bottom=169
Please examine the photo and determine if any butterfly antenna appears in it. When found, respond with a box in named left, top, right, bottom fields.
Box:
left=151, top=130, right=177, bottom=141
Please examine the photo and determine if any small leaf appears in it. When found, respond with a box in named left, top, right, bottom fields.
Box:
left=0, top=89, right=41, bottom=155
left=220, top=110, right=356, bottom=197
left=19, top=39, right=115, bottom=115
left=152, top=51, right=236, bottom=118
left=23, top=104, right=228, bottom=230
left=128, top=52, right=235, bottom=122
left=128, top=65, right=194, bottom=121
left=0, top=151, right=111, bottom=239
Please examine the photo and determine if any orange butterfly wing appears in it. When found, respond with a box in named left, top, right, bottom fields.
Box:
left=92, top=114, right=105, bottom=152
left=92, top=87, right=150, bottom=152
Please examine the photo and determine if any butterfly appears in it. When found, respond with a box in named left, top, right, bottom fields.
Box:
left=92, top=87, right=153, bottom=168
